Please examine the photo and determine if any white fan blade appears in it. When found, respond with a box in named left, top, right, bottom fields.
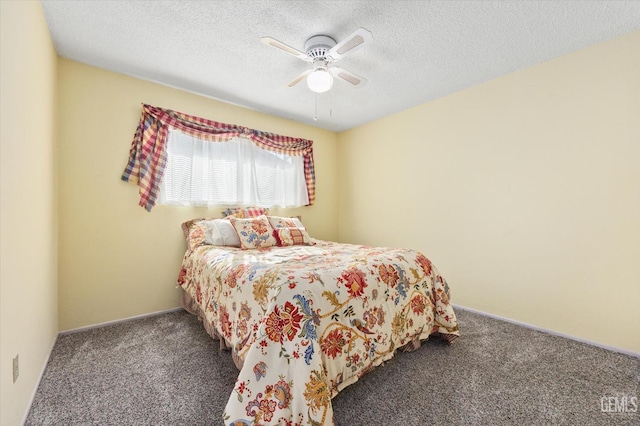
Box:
left=327, top=28, right=372, bottom=61
left=330, top=67, right=367, bottom=87
left=287, top=69, right=313, bottom=87
left=261, top=37, right=312, bottom=62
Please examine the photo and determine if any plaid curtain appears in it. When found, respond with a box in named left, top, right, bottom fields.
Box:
left=121, top=104, right=316, bottom=211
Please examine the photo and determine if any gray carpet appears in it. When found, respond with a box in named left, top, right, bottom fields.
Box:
left=26, top=309, right=639, bottom=425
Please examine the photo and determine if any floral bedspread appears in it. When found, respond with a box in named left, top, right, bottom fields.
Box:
left=177, top=240, right=459, bottom=425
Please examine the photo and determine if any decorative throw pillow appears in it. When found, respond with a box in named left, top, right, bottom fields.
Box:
left=275, top=227, right=312, bottom=246
left=221, top=206, right=269, bottom=218
left=181, top=218, right=213, bottom=250
left=201, top=219, right=241, bottom=247
left=230, top=215, right=277, bottom=249
left=267, top=216, right=312, bottom=246
left=267, top=215, right=304, bottom=229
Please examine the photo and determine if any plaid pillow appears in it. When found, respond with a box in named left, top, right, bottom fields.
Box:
left=221, top=207, right=269, bottom=218
left=275, top=227, right=312, bottom=246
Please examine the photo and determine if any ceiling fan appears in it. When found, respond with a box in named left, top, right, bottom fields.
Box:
left=261, top=27, right=373, bottom=93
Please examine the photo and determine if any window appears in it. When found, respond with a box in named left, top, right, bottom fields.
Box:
left=122, top=104, right=315, bottom=211
left=158, top=129, right=309, bottom=208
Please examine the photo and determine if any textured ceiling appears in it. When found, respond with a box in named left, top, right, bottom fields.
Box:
left=41, top=1, right=640, bottom=132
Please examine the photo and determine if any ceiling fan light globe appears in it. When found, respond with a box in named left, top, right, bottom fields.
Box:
left=307, top=69, right=333, bottom=93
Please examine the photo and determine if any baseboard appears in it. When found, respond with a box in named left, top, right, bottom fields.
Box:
left=21, top=333, right=57, bottom=426
left=452, top=304, right=640, bottom=359
left=59, top=307, right=184, bottom=335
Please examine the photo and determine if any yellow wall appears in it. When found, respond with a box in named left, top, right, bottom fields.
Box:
left=57, top=59, right=339, bottom=331
left=338, top=31, right=640, bottom=353
left=0, top=1, right=59, bottom=425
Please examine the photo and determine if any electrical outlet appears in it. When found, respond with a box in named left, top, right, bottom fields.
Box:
left=13, top=354, right=19, bottom=383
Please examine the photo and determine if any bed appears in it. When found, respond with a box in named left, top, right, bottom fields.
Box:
left=177, top=214, right=459, bottom=425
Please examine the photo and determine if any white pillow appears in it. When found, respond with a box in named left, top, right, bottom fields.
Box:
left=202, top=219, right=241, bottom=247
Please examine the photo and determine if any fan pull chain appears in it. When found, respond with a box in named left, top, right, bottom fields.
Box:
left=313, top=94, right=319, bottom=121
left=330, top=89, right=333, bottom=117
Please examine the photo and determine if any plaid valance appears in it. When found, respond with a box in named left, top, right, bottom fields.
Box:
left=121, top=104, right=316, bottom=211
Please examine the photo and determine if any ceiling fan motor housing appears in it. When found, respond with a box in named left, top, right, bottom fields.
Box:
left=260, top=28, right=370, bottom=91
left=305, top=35, right=336, bottom=60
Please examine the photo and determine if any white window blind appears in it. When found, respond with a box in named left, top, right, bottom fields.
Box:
left=158, top=129, right=309, bottom=208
